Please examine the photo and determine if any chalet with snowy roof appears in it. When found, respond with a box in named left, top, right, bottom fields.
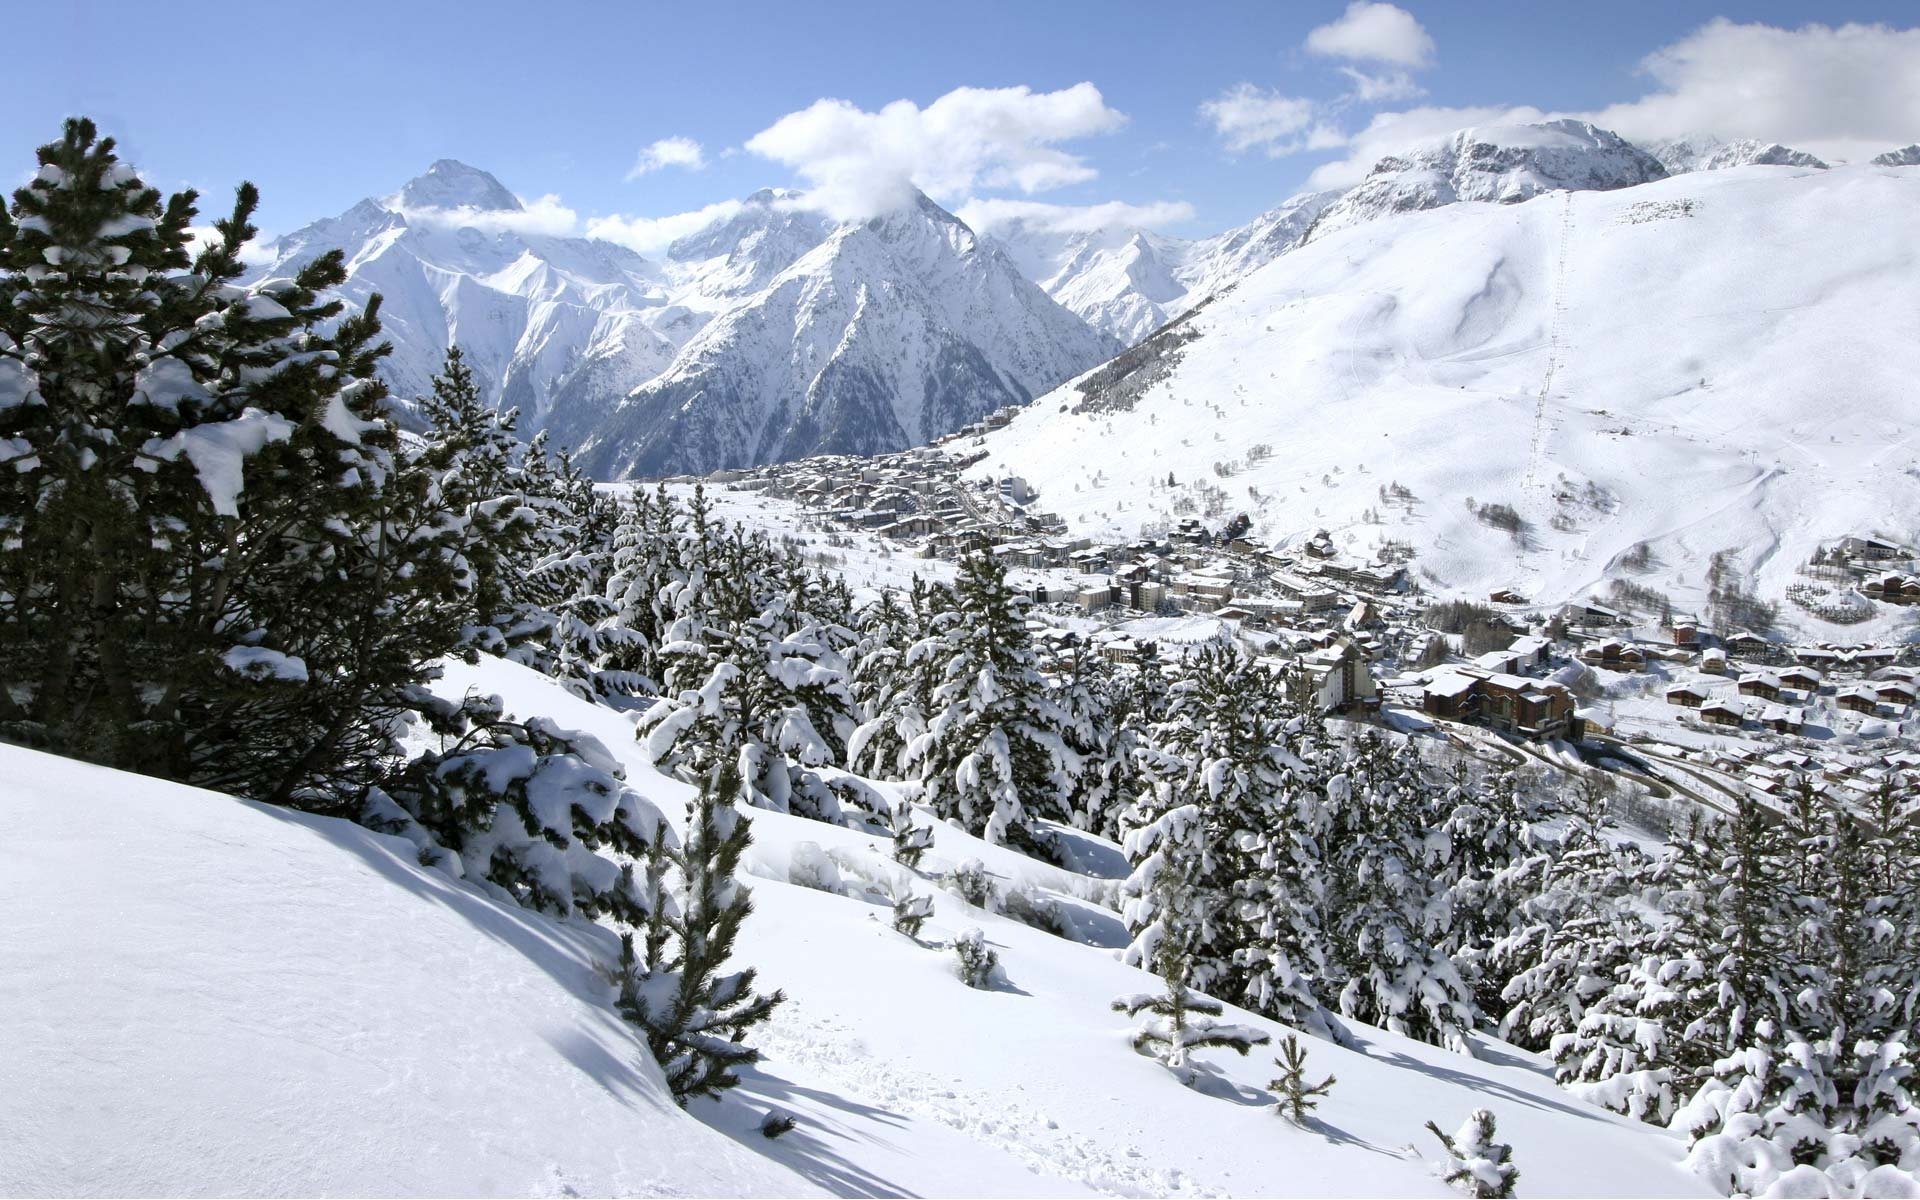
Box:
left=1737, top=672, right=1783, bottom=701
left=1701, top=698, right=1746, bottom=728
left=1778, top=666, right=1823, bottom=693
left=1666, top=682, right=1710, bottom=708
left=1578, top=639, right=1647, bottom=672
left=1876, top=680, right=1917, bottom=707
left=1838, top=685, right=1881, bottom=715
left=1508, top=635, right=1553, bottom=670
left=1725, top=631, right=1773, bottom=658
left=1418, top=668, right=1578, bottom=742
left=1670, top=621, right=1700, bottom=647
left=1701, top=647, right=1731, bottom=674
left=1861, top=573, right=1920, bottom=605
left=1488, top=588, right=1529, bottom=606
left=1758, top=705, right=1805, bottom=735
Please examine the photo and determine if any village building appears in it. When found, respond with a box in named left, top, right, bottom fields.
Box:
left=1578, top=639, right=1647, bottom=672
left=1701, top=698, right=1746, bottom=727
left=1737, top=672, right=1783, bottom=701
left=1837, top=685, right=1881, bottom=715
left=1666, top=682, right=1710, bottom=708
left=1418, top=668, right=1579, bottom=742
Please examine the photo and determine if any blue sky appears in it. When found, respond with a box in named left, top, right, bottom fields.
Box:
left=5, top=2, right=1917, bottom=249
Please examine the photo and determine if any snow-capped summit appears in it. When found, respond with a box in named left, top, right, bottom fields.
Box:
left=1306, top=119, right=1668, bottom=242
left=1649, top=135, right=1827, bottom=174
left=982, top=190, right=1339, bottom=345
left=563, top=188, right=1120, bottom=478
left=1873, top=144, right=1920, bottom=167
left=665, top=187, right=832, bottom=300
left=390, top=158, right=525, bottom=213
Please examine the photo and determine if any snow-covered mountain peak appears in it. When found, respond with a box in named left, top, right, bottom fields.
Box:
left=391, top=158, right=524, bottom=213
left=1308, top=119, right=1666, bottom=242
left=1650, top=135, right=1828, bottom=174
left=1873, top=144, right=1920, bottom=167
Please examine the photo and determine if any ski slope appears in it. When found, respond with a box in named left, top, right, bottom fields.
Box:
left=968, top=162, right=1920, bottom=635
left=3, top=653, right=1711, bottom=1197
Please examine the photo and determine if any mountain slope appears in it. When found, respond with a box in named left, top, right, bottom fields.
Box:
left=967, top=162, right=1919, bottom=630
left=0, top=745, right=816, bottom=1198
left=566, top=192, right=1120, bottom=478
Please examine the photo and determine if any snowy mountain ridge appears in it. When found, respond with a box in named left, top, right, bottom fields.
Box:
left=967, top=159, right=1920, bottom=633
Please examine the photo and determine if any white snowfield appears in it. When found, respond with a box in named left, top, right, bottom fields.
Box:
left=4, top=654, right=1710, bottom=1198
left=970, top=161, right=1920, bottom=635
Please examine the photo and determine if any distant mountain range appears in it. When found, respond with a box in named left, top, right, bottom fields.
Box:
left=252, top=125, right=1912, bottom=478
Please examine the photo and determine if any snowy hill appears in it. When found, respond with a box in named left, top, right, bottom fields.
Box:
left=1, top=656, right=1711, bottom=1197
left=1874, top=144, right=1920, bottom=167
left=0, top=744, right=816, bottom=1198
left=566, top=191, right=1120, bottom=478
left=967, top=161, right=1920, bottom=632
left=1304, top=120, right=1669, bottom=244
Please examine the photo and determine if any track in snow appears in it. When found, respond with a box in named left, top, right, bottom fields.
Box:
left=1521, top=192, right=1576, bottom=505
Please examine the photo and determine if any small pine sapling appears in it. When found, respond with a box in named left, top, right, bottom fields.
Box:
left=954, top=927, right=1000, bottom=989
left=949, top=857, right=996, bottom=909
left=1113, top=937, right=1271, bottom=1077
left=890, top=802, right=934, bottom=869
left=892, top=891, right=935, bottom=940
left=1425, top=1109, right=1519, bottom=1199
left=1269, top=1034, right=1336, bottom=1123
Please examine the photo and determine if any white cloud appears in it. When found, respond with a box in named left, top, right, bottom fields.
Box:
left=1199, top=84, right=1331, bottom=156
left=1586, top=18, right=1920, bottom=164
left=395, top=193, right=581, bottom=238
left=744, top=83, right=1128, bottom=221
left=1306, top=2, right=1435, bottom=68
left=1297, top=18, right=1920, bottom=189
left=586, top=199, right=745, bottom=256
left=1337, top=66, right=1425, bottom=104
left=626, top=136, right=707, bottom=180
left=954, top=196, right=1196, bottom=236
left=186, top=225, right=278, bottom=268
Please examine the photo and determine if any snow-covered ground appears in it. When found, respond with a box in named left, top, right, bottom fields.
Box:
left=4, top=652, right=1712, bottom=1197
left=968, top=162, right=1920, bottom=642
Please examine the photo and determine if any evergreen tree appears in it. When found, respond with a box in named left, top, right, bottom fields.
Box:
left=907, top=549, right=1069, bottom=857
left=619, top=766, right=785, bottom=1104
left=1269, top=1034, right=1336, bottom=1123
left=0, top=118, right=465, bottom=807
left=1326, top=735, right=1479, bottom=1052
left=1114, top=875, right=1271, bottom=1079
left=1425, top=1110, right=1519, bottom=1198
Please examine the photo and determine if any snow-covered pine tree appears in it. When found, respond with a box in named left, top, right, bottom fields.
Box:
left=1326, top=734, right=1479, bottom=1052
left=845, top=586, right=925, bottom=779
left=637, top=497, right=860, bottom=823
left=907, top=548, right=1070, bottom=857
left=619, top=765, right=785, bottom=1104
left=954, top=927, right=1000, bottom=988
left=1432, top=763, right=1556, bottom=1019
left=367, top=693, right=669, bottom=924
left=1496, top=775, right=1652, bottom=1053
left=1055, top=640, right=1138, bottom=841
left=0, top=119, right=467, bottom=807
left=1425, top=1109, right=1519, bottom=1198
left=1113, top=872, right=1271, bottom=1080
